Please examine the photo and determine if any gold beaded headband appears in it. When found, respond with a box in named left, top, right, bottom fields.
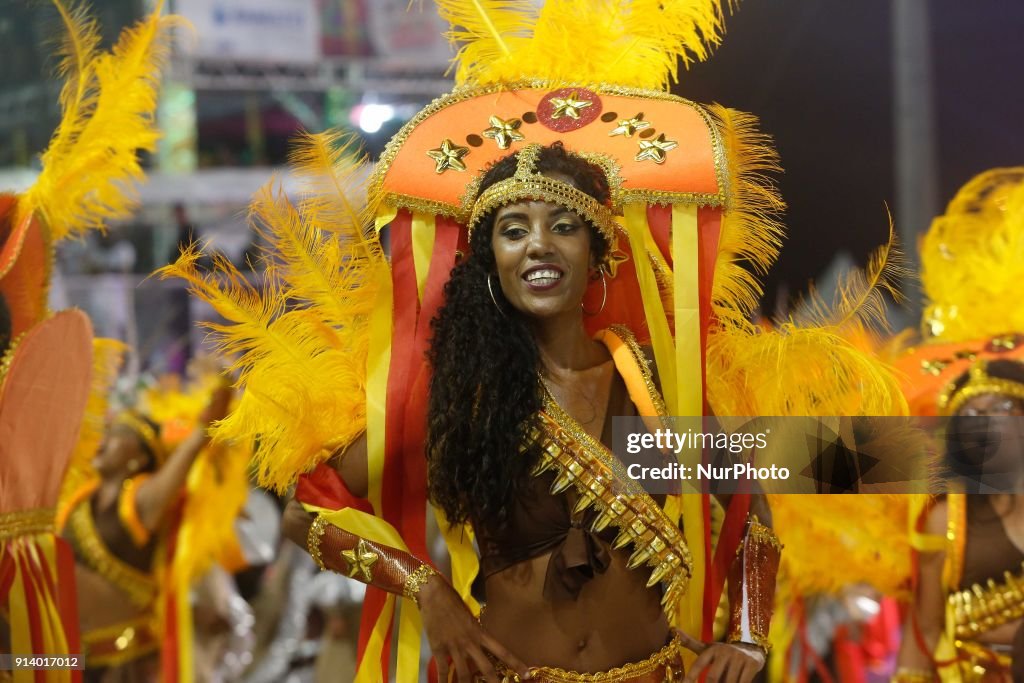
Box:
left=939, top=359, right=1024, bottom=416
left=115, top=411, right=168, bottom=466
left=467, top=144, right=616, bottom=243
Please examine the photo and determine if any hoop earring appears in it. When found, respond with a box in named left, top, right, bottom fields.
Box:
left=582, top=269, right=608, bottom=316
left=487, top=274, right=508, bottom=318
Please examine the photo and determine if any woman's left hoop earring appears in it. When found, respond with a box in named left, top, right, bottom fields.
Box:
left=582, top=269, right=608, bottom=316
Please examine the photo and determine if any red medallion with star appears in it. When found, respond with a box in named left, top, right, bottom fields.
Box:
left=537, top=87, right=603, bottom=132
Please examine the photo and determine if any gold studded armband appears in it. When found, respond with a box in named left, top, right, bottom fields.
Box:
left=306, top=513, right=440, bottom=604
left=727, top=515, right=782, bottom=654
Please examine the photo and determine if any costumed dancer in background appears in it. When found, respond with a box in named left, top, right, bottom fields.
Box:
left=141, top=369, right=257, bottom=683
left=56, top=396, right=226, bottom=682
left=55, top=365, right=252, bottom=683
left=893, top=168, right=1024, bottom=682
left=162, top=2, right=909, bottom=681
left=0, top=1, right=176, bottom=680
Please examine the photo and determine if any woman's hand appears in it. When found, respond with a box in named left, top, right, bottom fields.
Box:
left=199, top=381, right=233, bottom=426
left=417, top=576, right=531, bottom=682
left=678, top=631, right=765, bottom=683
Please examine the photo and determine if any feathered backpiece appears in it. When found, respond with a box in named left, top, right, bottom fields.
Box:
left=707, top=223, right=917, bottom=599
left=920, top=167, right=1024, bottom=343
left=0, top=1, right=174, bottom=669
left=158, top=131, right=388, bottom=493
left=707, top=222, right=909, bottom=418
left=17, top=0, right=177, bottom=240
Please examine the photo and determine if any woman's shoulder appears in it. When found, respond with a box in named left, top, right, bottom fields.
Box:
left=597, top=325, right=663, bottom=397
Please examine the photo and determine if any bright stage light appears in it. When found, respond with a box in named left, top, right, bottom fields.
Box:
left=358, top=104, right=395, bottom=134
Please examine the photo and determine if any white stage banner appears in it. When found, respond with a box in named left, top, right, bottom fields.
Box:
left=175, top=0, right=321, bottom=64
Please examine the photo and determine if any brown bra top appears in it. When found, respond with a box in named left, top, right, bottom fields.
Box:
left=472, top=365, right=669, bottom=602
left=960, top=495, right=1024, bottom=589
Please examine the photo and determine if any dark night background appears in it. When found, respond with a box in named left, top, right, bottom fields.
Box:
left=679, top=0, right=1024, bottom=314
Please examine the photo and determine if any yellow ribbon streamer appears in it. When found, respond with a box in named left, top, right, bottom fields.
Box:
left=433, top=506, right=481, bottom=617
left=671, top=204, right=702, bottom=416
left=621, top=205, right=677, bottom=412
left=410, top=212, right=437, bottom=304
left=366, top=208, right=398, bottom=516
left=671, top=203, right=706, bottom=639
left=4, top=535, right=73, bottom=683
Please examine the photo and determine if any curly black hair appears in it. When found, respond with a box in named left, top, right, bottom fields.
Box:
left=426, top=142, right=612, bottom=528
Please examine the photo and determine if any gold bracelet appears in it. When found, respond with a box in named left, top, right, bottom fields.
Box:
left=403, top=564, right=439, bottom=605
left=307, top=514, right=329, bottom=571
left=892, top=668, right=935, bottom=683
left=727, top=636, right=770, bottom=657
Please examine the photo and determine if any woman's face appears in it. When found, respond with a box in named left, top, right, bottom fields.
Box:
left=490, top=179, right=596, bottom=321
left=93, top=425, right=147, bottom=478
left=952, top=393, right=1024, bottom=478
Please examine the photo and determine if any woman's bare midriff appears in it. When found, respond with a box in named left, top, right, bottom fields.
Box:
left=975, top=618, right=1022, bottom=646
left=481, top=546, right=671, bottom=672
left=74, top=564, right=150, bottom=633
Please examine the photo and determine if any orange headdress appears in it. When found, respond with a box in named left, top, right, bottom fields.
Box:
left=895, top=168, right=1024, bottom=415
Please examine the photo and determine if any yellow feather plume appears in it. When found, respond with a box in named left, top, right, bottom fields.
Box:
left=769, top=494, right=913, bottom=599
left=437, top=0, right=725, bottom=89
left=706, top=105, right=786, bottom=329
left=791, top=220, right=908, bottom=336
left=157, top=132, right=388, bottom=492
left=20, top=1, right=176, bottom=240
left=174, top=436, right=251, bottom=583
left=919, top=167, right=1024, bottom=342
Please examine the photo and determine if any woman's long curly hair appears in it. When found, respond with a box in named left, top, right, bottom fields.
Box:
left=427, top=142, right=611, bottom=528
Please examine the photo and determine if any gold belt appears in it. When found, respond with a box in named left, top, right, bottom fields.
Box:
left=945, top=639, right=1012, bottom=683
left=82, top=616, right=158, bottom=668
left=493, top=633, right=685, bottom=683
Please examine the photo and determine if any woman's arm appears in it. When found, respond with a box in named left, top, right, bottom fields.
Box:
left=134, top=383, right=232, bottom=533
left=280, top=433, right=531, bottom=683
left=895, top=500, right=948, bottom=679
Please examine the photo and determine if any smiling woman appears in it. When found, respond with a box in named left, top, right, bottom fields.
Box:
left=428, top=143, right=612, bottom=530
left=161, top=0, right=853, bottom=678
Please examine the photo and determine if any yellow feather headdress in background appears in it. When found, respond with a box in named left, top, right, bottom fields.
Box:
left=919, top=167, right=1024, bottom=343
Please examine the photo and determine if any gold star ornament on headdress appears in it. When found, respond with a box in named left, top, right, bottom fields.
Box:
left=426, top=138, right=470, bottom=173
left=635, top=134, right=679, bottom=164
left=550, top=91, right=593, bottom=120
left=482, top=115, right=525, bottom=150
left=609, top=113, right=651, bottom=138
